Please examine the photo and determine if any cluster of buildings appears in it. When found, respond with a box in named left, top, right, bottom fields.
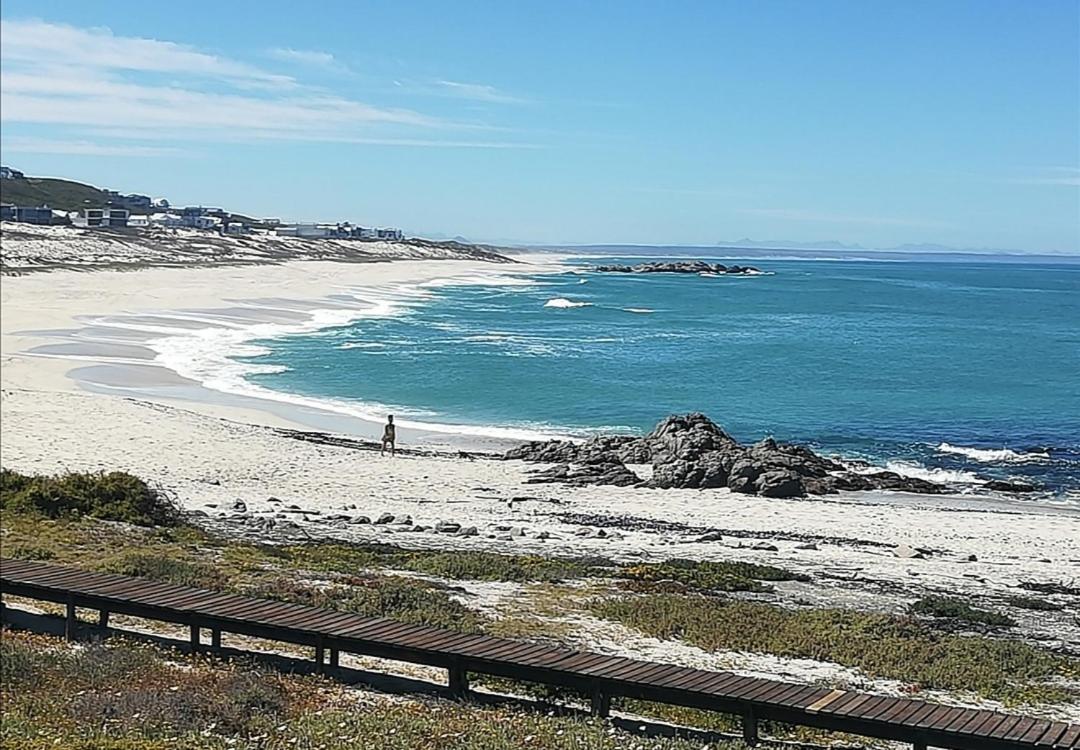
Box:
left=0, top=166, right=406, bottom=241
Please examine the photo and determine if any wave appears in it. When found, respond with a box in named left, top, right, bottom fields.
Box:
left=337, top=341, right=386, bottom=350
left=543, top=298, right=593, bottom=309
left=936, top=442, right=1050, bottom=463
left=623, top=307, right=655, bottom=314
left=882, top=461, right=986, bottom=485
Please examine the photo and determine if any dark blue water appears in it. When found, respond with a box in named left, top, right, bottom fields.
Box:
left=244, top=258, right=1080, bottom=496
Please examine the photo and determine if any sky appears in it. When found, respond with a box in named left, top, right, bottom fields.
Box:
left=0, top=1, right=1077, bottom=252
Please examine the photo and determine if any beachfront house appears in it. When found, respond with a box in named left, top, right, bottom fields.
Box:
left=73, top=208, right=130, bottom=228
left=0, top=166, right=25, bottom=180
left=4, top=205, right=54, bottom=225
left=274, top=223, right=334, bottom=238
left=127, top=214, right=151, bottom=228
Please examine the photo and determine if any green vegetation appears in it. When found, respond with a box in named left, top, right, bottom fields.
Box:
left=287, top=541, right=608, bottom=583
left=616, top=558, right=810, bottom=595
left=0, top=176, right=115, bottom=212
left=1006, top=595, right=1065, bottom=612
left=243, top=573, right=487, bottom=633
left=590, top=593, right=1076, bottom=704
left=910, top=595, right=1016, bottom=627
left=1, top=632, right=729, bottom=750
left=1, top=469, right=180, bottom=527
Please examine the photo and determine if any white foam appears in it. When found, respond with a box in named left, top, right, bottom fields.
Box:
left=337, top=341, right=386, bottom=350
left=543, top=298, right=593, bottom=309
left=936, top=442, right=1049, bottom=463
left=881, top=461, right=986, bottom=485
left=623, top=307, right=655, bottom=314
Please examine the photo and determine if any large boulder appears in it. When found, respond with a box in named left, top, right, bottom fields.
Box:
left=754, top=469, right=805, bottom=498
left=646, top=413, right=738, bottom=464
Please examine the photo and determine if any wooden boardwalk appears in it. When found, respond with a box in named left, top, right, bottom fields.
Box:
left=1, top=558, right=1076, bottom=750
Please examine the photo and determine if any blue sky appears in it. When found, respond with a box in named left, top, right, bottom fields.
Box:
left=1, top=1, right=1077, bottom=251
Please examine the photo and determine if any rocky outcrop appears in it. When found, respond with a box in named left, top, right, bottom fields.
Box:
left=593, top=261, right=762, bottom=275
left=506, top=412, right=949, bottom=498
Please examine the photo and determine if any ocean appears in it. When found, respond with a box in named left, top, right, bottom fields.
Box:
left=224, top=255, right=1079, bottom=497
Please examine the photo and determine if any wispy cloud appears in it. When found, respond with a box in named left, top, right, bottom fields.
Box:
left=2, top=136, right=182, bottom=157
left=436, top=80, right=528, bottom=104
left=268, top=47, right=338, bottom=68
left=1004, top=166, right=1080, bottom=187
left=0, top=19, right=533, bottom=150
left=1, top=19, right=293, bottom=87
left=737, top=207, right=950, bottom=229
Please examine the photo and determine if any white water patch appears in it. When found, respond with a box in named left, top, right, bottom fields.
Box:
left=882, top=460, right=986, bottom=485
left=936, top=442, right=1050, bottom=463
left=337, top=341, right=387, bottom=350
left=543, top=298, right=593, bottom=309
left=622, top=307, right=655, bottom=314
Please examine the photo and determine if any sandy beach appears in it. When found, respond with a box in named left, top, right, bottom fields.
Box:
left=2, top=249, right=1079, bottom=719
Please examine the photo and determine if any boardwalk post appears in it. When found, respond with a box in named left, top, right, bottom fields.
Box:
left=329, top=648, right=339, bottom=669
left=590, top=689, right=611, bottom=718
left=315, top=639, right=326, bottom=674
left=64, top=595, right=77, bottom=640
left=448, top=660, right=469, bottom=698
left=912, top=742, right=927, bottom=750
left=98, top=610, right=109, bottom=629
left=189, top=625, right=200, bottom=654
left=742, top=706, right=759, bottom=746
left=211, top=628, right=221, bottom=651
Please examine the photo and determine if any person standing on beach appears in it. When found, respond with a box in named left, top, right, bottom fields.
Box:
left=381, top=415, right=396, bottom=457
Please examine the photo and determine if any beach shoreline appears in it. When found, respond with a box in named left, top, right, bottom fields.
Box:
left=2, top=252, right=1079, bottom=705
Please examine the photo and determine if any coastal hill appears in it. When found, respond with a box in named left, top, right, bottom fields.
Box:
left=0, top=174, right=117, bottom=212
left=1, top=169, right=515, bottom=273
left=0, top=222, right=514, bottom=274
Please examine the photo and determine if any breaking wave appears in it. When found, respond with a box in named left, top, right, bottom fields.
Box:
left=936, top=442, right=1050, bottom=463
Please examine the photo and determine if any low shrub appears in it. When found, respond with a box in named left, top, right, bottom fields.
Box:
left=0, top=469, right=180, bottom=527
left=1006, top=595, right=1064, bottom=612
left=910, top=596, right=1015, bottom=627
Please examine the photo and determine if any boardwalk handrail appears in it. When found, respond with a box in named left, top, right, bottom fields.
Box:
left=1, top=558, right=1075, bottom=750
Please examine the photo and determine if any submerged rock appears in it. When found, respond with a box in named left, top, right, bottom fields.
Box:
left=984, top=479, right=1038, bottom=493
left=593, top=261, right=762, bottom=275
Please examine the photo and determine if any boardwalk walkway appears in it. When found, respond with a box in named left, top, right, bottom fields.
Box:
left=1, top=558, right=1076, bottom=750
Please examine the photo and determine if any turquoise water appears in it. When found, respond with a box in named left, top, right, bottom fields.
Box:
left=244, top=257, right=1080, bottom=495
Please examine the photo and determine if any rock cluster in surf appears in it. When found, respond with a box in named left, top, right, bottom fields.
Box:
left=505, top=412, right=946, bottom=498
left=593, top=261, right=761, bottom=275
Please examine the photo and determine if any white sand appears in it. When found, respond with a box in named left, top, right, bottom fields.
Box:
left=2, top=254, right=1079, bottom=712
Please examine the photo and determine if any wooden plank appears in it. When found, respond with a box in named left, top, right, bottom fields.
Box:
left=914, top=703, right=957, bottom=729
left=1020, top=720, right=1059, bottom=744
left=986, top=716, right=1024, bottom=740
left=1052, top=724, right=1080, bottom=749
left=804, top=689, right=847, bottom=714
left=1003, top=718, right=1039, bottom=742
left=1033, top=722, right=1069, bottom=746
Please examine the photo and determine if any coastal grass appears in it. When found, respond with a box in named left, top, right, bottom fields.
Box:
left=910, top=595, right=1016, bottom=627
left=285, top=541, right=609, bottom=583
left=590, top=593, right=1077, bottom=705
left=1, top=631, right=727, bottom=750
left=615, top=558, right=810, bottom=595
